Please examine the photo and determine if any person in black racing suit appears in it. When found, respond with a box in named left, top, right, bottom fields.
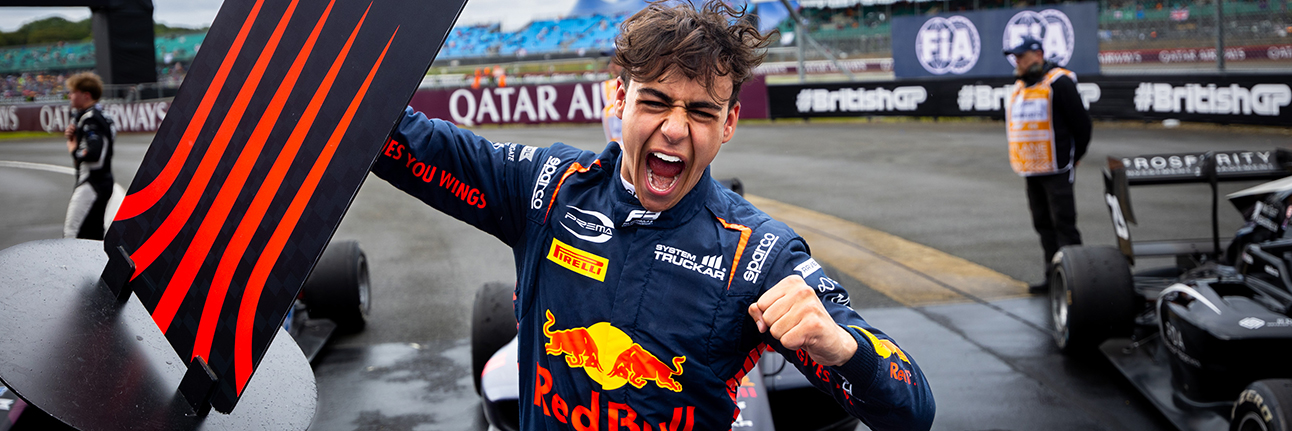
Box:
left=62, top=72, right=116, bottom=240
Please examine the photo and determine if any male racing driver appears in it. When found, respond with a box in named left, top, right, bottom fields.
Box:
left=373, top=1, right=935, bottom=429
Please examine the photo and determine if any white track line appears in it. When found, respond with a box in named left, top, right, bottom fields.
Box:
left=0, top=160, right=76, bottom=175
left=0, top=160, right=126, bottom=229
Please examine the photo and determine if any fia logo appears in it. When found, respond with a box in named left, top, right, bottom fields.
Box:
left=915, top=16, right=980, bottom=75
left=1004, top=9, right=1076, bottom=68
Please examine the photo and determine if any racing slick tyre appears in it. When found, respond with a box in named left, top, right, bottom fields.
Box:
left=1050, top=245, right=1136, bottom=356
left=472, top=281, right=517, bottom=395
left=1232, top=379, right=1292, bottom=431
left=302, top=240, right=371, bottom=334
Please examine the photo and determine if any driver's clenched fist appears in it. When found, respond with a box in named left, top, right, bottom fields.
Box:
left=748, top=275, right=858, bottom=366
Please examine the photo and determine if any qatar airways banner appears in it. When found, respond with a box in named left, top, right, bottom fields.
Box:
left=0, top=101, right=170, bottom=133
left=1099, top=44, right=1292, bottom=65
left=409, top=76, right=769, bottom=126
left=0, top=78, right=768, bottom=132
left=769, top=73, right=1292, bottom=126
left=891, top=2, right=1099, bottom=79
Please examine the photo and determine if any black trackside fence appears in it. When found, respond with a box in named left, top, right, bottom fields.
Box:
left=767, top=73, right=1292, bottom=126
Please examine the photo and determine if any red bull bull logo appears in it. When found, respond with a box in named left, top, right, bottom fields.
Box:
left=542, top=310, right=686, bottom=392
left=609, top=344, right=686, bottom=392
left=544, top=310, right=603, bottom=370
left=851, top=325, right=910, bottom=363
left=850, top=325, right=917, bottom=386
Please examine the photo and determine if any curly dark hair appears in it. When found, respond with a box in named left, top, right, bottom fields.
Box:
left=612, top=0, right=774, bottom=107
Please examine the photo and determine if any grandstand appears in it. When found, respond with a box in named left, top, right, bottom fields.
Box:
left=437, top=12, right=629, bottom=61
left=0, top=41, right=94, bottom=75
left=0, top=31, right=203, bottom=102
left=0, top=31, right=203, bottom=75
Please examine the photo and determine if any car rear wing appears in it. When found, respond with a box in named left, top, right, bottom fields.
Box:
left=1104, top=149, right=1292, bottom=264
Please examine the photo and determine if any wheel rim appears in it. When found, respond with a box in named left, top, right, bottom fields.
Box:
left=1050, top=266, right=1071, bottom=348
left=357, top=253, right=370, bottom=315
left=1234, top=411, right=1269, bottom=431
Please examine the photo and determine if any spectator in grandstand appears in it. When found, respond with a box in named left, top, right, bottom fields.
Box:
left=62, top=72, right=117, bottom=240
left=371, top=1, right=935, bottom=430
left=1, top=71, right=76, bottom=102
left=1002, top=36, right=1092, bottom=294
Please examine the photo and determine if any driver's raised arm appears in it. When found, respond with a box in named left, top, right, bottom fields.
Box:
left=371, top=107, right=561, bottom=246
left=750, top=238, right=936, bottom=430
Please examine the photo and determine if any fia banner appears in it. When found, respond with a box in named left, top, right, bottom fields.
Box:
left=891, top=3, right=1099, bottom=79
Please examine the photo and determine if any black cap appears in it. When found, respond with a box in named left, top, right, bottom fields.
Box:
left=1003, top=36, right=1043, bottom=56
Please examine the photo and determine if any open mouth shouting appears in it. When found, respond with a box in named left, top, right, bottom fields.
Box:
left=647, top=152, right=685, bottom=194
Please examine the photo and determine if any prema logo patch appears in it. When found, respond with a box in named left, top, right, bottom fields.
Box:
left=1004, top=9, right=1076, bottom=68
left=915, top=16, right=980, bottom=75
left=548, top=238, right=609, bottom=281
left=561, top=205, right=614, bottom=243
left=795, top=258, right=821, bottom=278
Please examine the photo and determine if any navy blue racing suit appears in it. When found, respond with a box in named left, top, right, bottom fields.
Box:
left=372, top=107, right=935, bottom=430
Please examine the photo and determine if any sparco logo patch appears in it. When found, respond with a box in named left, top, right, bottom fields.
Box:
left=623, top=209, right=660, bottom=227
left=531, top=156, right=562, bottom=210
left=655, top=244, right=726, bottom=280
left=915, top=16, right=980, bottom=75
left=503, top=143, right=521, bottom=161
left=548, top=238, right=608, bottom=281
left=743, top=233, right=780, bottom=283
left=1004, top=9, right=1076, bottom=68
left=561, top=205, right=614, bottom=243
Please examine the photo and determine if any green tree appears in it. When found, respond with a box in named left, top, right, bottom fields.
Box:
left=0, top=17, right=92, bottom=47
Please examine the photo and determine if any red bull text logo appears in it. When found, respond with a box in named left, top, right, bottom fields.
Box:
left=548, top=238, right=609, bottom=281
left=851, top=325, right=917, bottom=386
left=533, top=364, right=695, bottom=431
left=543, top=310, right=685, bottom=392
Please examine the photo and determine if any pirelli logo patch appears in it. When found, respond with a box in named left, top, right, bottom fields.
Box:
left=548, top=238, right=608, bottom=281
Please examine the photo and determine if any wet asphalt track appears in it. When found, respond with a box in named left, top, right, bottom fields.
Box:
left=1, top=120, right=1289, bottom=430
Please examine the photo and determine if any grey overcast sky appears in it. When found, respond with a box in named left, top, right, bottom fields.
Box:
left=0, top=0, right=577, bottom=33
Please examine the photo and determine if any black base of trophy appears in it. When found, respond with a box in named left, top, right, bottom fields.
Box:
left=0, top=239, right=316, bottom=430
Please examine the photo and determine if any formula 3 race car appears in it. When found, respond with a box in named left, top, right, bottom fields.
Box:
left=1049, top=150, right=1292, bottom=431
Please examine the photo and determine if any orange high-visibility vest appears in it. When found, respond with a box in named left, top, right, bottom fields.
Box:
left=1006, top=67, right=1076, bottom=176
left=601, top=78, right=622, bottom=143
